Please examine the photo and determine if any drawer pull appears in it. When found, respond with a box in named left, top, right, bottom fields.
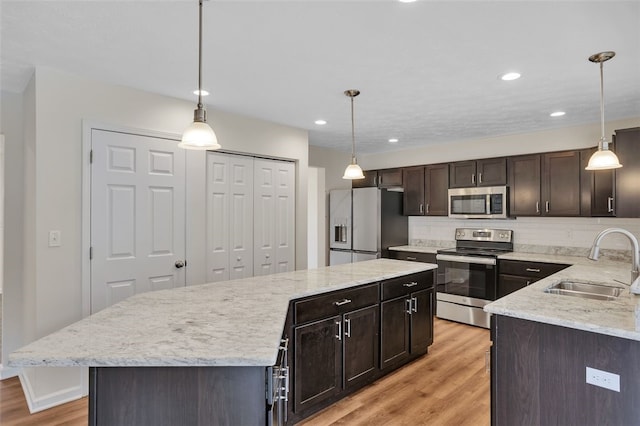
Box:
left=403, top=282, right=418, bottom=287
left=406, top=256, right=417, bottom=261
left=525, top=268, right=541, bottom=273
left=334, top=298, right=352, bottom=306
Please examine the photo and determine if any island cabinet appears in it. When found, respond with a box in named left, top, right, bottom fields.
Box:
left=491, top=315, right=640, bottom=425
left=497, top=260, right=569, bottom=298
left=292, top=283, right=380, bottom=415
left=288, top=269, right=435, bottom=423
left=508, top=151, right=581, bottom=216
left=449, top=157, right=506, bottom=188
left=380, top=272, right=435, bottom=370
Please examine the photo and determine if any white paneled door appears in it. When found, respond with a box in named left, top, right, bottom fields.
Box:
left=254, top=159, right=295, bottom=276
left=91, top=129, right=186, bottom=313
left=206, top=152, right=254, bottom=282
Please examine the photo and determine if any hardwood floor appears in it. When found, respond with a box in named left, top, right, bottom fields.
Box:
left=0, top=376, right=87, bottom=426
left=298, top=318, right=491, bottom=426
left=0, top=318, right=489, bottom=425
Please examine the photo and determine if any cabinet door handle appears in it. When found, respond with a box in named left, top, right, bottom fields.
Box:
left=525, top=268, right=541, bottom=273
left=411, top=296, right=418, bottom=313
left=608, top=197, right=614, bottom=213
left=374, top=176, right=378, bottom=186
left=405, top=298, right=412, bottom=314
left=545, top=201, right=550, bottom=213
left=403, top=281, right=418, bottom=287
left=426, top=203, right=430, bottom=214
left=344, top=318, right=351, bottom=338
left=335, top=320, right=342, bottom=341
left=334, top=298, right=352, bottom=306
left=536, top=201, right=540, bottom=213
left=471, top=173, right=476, bottom=184
left=406, top=256, right=417, bottom=261
left=526, top=281, right=532, bottom=286
left=478, top=173, right=483, bottom=184
left=419, top=203, right=424, bottom=214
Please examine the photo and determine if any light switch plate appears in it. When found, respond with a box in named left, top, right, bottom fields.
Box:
left=48, top=230, right=62, bottom=247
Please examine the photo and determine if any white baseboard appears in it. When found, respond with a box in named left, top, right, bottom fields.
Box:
left=0, top=364, right=20, bottom=380
left=19, top=370, right=84, bottom=414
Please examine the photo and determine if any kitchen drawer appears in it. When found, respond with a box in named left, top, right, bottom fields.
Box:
left=294, top=283, right=379, bottom=324
left=389, top=250, right=436, bottom=264
left=381, top=272, right=434, bottom=301
left=499, top=260, right=569, bottom=280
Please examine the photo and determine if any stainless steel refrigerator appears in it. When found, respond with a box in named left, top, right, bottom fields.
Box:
left=329, top=187, right=408, bottom=265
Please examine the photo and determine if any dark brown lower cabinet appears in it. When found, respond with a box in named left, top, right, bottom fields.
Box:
left=294, top=316, right=342, bottom=412
left=492, top=315, right=640, bottom=425
left=293, top=304, right=380, bottom=415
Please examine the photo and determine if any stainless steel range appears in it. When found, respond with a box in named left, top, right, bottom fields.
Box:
left=435, top=228, right=513, bottom=328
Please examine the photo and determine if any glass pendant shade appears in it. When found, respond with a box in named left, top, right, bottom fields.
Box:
left=179, top=120, right=220, bottom=150
left=343, top=162, right=365, bottom=179
left=585, top=145, right=622, bottom=170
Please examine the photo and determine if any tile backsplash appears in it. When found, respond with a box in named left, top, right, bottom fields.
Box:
left=409, top=216, right=640, bottom=254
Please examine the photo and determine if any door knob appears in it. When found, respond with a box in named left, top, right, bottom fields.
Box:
left=175, top=260, right=185, bottom=268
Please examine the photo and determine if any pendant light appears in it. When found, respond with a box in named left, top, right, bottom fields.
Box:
left=179, top=0, right=221, bottom=150
left=585, top=51, right=621, bottom=170
left=342, top=89, right=365, bottom=180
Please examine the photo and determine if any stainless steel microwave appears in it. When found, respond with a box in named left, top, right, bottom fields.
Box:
left=448, top=186, right=509, bottom=219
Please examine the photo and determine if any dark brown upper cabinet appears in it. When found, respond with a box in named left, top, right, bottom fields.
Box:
left=542, top=151, right=581, bottom=216
left=580, top=148, right=615, bottom=217
left=613, top=127, right=640, bottom=218
left=377, top=168, right=403, bottom=188
left=402, top=164, right=449, bottom=216
left=449, top=158, right=506, bottom=188
left=402, top=166, right=425, bottom=215
left=508, top=151, right=581, bottom=217
left=351, top=170, right=378, bottom=188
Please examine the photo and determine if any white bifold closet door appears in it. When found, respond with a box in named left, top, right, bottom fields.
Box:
left=206, top=152, right=254, bottom=282
left=206, top=153, right=295, bottom=283
left=254, top=158, right=295, bottom=276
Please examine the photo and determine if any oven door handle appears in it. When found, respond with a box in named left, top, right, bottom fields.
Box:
left=436, top=254, right=497, bottom=266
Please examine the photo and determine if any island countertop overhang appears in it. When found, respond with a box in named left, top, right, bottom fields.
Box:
left=9, top=259, right=437, bottom=368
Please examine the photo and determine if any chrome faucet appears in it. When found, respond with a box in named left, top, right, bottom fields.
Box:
left=588, top=228, right=640, bottom=294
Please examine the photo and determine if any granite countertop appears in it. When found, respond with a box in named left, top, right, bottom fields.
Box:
left=485, top=262, right=640, bottom=341
left=9, top=259, right=436, bottom=368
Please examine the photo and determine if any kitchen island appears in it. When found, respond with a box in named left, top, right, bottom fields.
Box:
left=9, top=259, right=437, bottom=425
left=485, top=261, right=640, bottom=425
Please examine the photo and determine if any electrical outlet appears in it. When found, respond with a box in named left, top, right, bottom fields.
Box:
left=586, top=367, right=620, bottom=392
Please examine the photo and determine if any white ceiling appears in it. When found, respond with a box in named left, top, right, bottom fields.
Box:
left=2, top=1, right=639, bottom=155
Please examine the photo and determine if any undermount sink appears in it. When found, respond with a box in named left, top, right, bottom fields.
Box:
left=544, top=280, right=624, bottom=301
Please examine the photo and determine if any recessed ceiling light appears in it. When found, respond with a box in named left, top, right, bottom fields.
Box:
left=550, top=111, right=566, bottom=117
left=388, top=138, right=399, bottom=143
left=314, top=119, right=327, bottom=125
left=193, top=89, right=209, bottom=96
left=398, top=0, right=417, bottom=3
left=500, top=72, right=521, bottom=81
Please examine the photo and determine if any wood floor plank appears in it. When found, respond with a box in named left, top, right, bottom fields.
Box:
left=0, top=318, right=489, bottom=425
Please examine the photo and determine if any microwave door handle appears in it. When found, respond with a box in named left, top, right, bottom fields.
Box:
left=486, top=194, right=491, bottom=214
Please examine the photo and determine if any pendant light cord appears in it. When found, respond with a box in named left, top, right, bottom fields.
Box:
left=197, top=0, right=204, bottom=110
left=599, top=60, right=605, bottom=144
left=350, top=95, right=356, bottom=163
